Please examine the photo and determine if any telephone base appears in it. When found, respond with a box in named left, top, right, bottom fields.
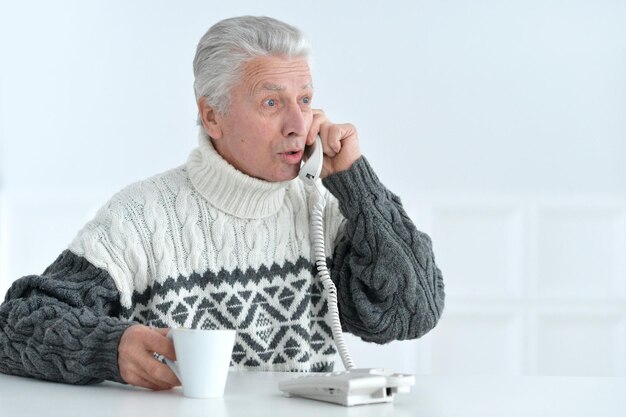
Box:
left=278, top=368, right=415, bottom=407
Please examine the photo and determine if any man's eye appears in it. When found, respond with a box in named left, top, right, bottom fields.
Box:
left=302, top=96, right=311, bottom=104
left=266, top=99, right=276, bottom=107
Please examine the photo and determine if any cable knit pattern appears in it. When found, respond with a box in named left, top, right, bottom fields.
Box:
left=66, top=136, right=343, bottom=372
left=322, top=158, right=445, bottom=343
left=0, top=251, right=130, bottom=384
left=0, top=133, right=444, bottom=383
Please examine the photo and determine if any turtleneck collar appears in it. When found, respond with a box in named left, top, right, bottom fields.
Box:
left=186, top=133, right=292, bottom=219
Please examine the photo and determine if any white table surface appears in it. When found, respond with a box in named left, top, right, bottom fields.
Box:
left=0, top=371, right=624, bottom=417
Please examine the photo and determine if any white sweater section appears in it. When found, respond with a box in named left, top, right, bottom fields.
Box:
left=68, top=135, right=344, bottom=312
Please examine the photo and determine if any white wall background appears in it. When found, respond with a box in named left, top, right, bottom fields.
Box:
left=1, top=0, right=625, bottom=377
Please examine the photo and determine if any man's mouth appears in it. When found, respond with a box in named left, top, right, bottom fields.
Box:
left=278, top=149, right=304, bottom=164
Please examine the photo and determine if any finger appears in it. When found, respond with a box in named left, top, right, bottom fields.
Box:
left=140, top=355, right=180, bottom=387
left=143, top=328, right=176, bottom=361
left=152, top=327, right=170, bottom=337
left=123, top=364, right=172, bottom=391
left=327, top=125, right=344, bottom=154
left=306, top=117, right=321, bottom=145
left=307, top=109, right=326, bottom=145
left=318, top=123, right=335, bottom=157
left=134, top=374, right=172, bottom=391
left=141, top=348, right=180, bottom=386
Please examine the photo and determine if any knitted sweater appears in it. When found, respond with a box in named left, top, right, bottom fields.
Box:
left=0, top=135, right=445, bottom=385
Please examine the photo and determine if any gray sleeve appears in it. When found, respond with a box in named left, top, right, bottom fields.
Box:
left=322, top=156, right=445, bottom=344
left=0, top=250, right=132, bottom=384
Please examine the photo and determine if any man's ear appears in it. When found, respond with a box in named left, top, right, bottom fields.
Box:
left=198, top=97, right=223, bottom=139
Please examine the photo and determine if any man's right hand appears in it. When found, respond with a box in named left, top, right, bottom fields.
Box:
left=118, top=324, right=181, bottom=390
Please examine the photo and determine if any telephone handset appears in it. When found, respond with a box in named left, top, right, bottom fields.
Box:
left=279, top=136, right=415, bottom=406
left=298, top=135, right=324, bottom=183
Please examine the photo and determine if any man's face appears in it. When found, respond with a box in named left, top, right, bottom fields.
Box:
left=209, top=56, right=314, bottom=182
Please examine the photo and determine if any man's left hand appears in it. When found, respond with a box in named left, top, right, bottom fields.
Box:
left=306, top=109, right=362, bottom=178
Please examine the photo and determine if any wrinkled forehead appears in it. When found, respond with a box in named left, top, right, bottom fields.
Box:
left=238, top=56, right=313, bottom=97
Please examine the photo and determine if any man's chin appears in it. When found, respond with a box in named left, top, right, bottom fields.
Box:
left=275, top=165, right=300, bottom=182
left=279, top=172, right=299, bottom=182
left=260, top=168, right=299, bottom=183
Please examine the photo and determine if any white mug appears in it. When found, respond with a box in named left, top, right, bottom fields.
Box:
left=164, top=328, right=236, bottom=398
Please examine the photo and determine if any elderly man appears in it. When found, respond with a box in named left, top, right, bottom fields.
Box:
left=0, top=16, right=445, bottom=391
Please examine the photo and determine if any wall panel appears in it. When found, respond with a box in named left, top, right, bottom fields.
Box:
left=431, top=205, right=524, bottom=299
left=428, top=310, right=523, bottom=375
left=534, top=311, right=623, bottom=376
left=409, top=196, right=626, bottom=377
left=534, top=207, right=624, bottom=299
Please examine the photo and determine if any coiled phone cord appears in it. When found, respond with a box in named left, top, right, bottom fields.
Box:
left=311, top=183, right=356, bottom=371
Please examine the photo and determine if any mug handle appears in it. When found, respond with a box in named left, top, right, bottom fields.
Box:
left=164, top=330, right=182, bottom=382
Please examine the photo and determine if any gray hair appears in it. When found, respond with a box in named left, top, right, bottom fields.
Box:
left=193, top=16, right=312, bottom=118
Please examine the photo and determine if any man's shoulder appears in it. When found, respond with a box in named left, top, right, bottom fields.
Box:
left=100, top=165, right=190, bottom=215
left=69, top=165, right=190, bottom=251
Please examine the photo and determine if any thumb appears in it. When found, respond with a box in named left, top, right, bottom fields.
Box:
left=152, top=327, right=171, bottom=336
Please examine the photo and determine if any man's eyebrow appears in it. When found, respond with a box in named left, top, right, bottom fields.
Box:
left=256, top=82, right=314, bottom=92
left=260, top=83, right=286, bottom=91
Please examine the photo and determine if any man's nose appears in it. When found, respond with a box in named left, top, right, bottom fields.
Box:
left=282, top=102, right=308, bottom=138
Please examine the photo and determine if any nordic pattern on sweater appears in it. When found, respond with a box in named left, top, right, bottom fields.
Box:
left=68, top=138, right=346, bottom=372
left=0, top=135, right=445, bottom=384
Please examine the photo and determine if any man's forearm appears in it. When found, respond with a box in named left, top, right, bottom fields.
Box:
left=323, top=156, right=445, bottom=343
left=0, top=250, right=131, bottom=384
